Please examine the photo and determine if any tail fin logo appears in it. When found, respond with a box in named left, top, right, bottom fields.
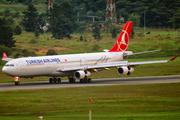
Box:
left=108, top=21, right=133, bottom=52
left=117, top=30, right=129, bottom=51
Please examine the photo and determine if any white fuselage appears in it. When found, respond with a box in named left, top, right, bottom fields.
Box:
left=2, top=52, right=127, bottom=78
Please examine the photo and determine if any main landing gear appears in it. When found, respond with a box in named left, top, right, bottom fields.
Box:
left=48, top=76, right=92, bottom=84
left=80, top=77, right=92, bottom=83
left=49, top=77, right=61, bottom=84
left=69, top=77, right=76, bottom=83
left=69, top=76, right=92, bottom=83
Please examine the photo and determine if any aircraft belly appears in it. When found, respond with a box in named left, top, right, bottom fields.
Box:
left=49, top=71, right=74, bottom=77
left=18, top=66, right=55, bottom=77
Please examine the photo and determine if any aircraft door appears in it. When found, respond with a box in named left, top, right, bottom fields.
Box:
left=18, top=60, right=25, bottom=70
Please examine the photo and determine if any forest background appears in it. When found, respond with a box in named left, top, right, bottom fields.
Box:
left=0, top=0, right=180, bottom=66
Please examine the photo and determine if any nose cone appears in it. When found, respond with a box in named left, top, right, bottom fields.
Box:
left=2, top=66, right=8, bottom=74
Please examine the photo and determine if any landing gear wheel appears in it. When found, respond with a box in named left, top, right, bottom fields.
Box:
left=72, top=78, right=76, bottom=83
left=15, top=82, right=19, bottom=85
left=69, top=78, right=72, bottom=83
left=53, top=78, right=56, bottom=83
left=84, top=79, right=88, bottom=83
left=69, top=78, right=76, bottom=83
left=57, top=78, right=61, bottom=83
left=80, top=79, right=84, bottom=83
left=49, top=78, right=53, bottom=83
left=88, top=78, right=92, bottom=83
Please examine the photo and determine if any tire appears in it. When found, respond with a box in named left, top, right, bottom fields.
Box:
left=49, top=78, right=53, bottom=83
left=88, top=78, right=92, bottom=83
left=57, top=78, right=61, bottom=83
left=72, top=78, right=76, bottom=83
left=84, top=79, right=88, bottom=83
left=15, top=82, right=19, bottom=85
left=69, top=78, right=72, bottom=83
left=53, top=78, right=56, bottom=83
left=80, top=79, right=84, bottom=83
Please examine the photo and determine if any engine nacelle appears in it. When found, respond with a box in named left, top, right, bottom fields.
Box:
left=74, top=70, right=91, bottom=79
left=118, top=66, right=134, bottom=75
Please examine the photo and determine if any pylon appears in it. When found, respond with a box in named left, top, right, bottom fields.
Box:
left=48, top=0, right=55, bottom=10
left=106, top=0, right=116, bottom=22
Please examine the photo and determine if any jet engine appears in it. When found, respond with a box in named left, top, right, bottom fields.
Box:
left=118, top=66, right=134, bottom=75
left=74, top=70, right=91, bottom=79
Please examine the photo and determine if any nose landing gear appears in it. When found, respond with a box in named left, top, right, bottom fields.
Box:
left=14, top=76, right=19, bottom=85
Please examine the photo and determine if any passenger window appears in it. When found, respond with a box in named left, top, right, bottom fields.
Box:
left=5, top=64, right=14, bottom=67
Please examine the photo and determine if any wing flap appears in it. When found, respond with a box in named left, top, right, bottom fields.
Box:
left=128, top=60, right=168, bottom=66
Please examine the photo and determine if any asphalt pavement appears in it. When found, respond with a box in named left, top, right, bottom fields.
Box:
left=0, top=75, right=180, bottom=91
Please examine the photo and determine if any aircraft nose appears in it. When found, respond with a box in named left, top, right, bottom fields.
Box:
left=2, top=67, right=8, bottom=74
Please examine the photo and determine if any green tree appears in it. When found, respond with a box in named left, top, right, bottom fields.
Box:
left=0, top=17, right=16, bottom=48
left=92, top=26, right=102, bottom=40
left=46, top=49, right=58, bottom=55
left=49, top=2, right=77, bottom=39
left=14, top=53, right=21, bottom=58
left=131, top=28, right=135, bottom=38
left=92, top=44, right=100, bottom=51
left=22, top=49, right=36, bottom=57
left=80, top=35, right=83, bottom=41
left=24, top=0, right=31, bottom=5
left=112, top=27, right=117, bottom=38
left=14, top=25, right=22, bottom=35
left=22, top=4, right=39, bottom=32
left=169, top=8, right=180, bottom=30
left=34, top=26, right=40, bottom=38
left=32, top=0, right=46, bottom=4
left=0, top=45, right=12, bottom=57
left=128, top=13, right=140, bottom=27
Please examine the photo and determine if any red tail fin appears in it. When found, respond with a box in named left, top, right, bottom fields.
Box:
left=3, top=53, right=7, bottom=58
left=109, top=21, right=133, bottom=52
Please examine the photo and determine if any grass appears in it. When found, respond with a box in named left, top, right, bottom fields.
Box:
left=12, top=29, right=180, bottom=56
left=0, top=83, right=180, bottom=119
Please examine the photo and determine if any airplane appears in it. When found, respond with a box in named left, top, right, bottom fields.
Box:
left=2, top=21, right=178, bottom=85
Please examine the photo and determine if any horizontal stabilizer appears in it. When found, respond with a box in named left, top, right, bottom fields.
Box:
left=123, top=50, right=160, bottom=57
left=2, top=53, right=13, bottom=62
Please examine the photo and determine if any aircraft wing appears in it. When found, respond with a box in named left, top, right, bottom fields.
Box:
left=56, top=55, right=178, bottom=72
left=2, top=53, right=13, bottom=62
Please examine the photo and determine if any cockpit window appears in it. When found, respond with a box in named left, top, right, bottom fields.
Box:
left=5, top=64, right=14, bottom=67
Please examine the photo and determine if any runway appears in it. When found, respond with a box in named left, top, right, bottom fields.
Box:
left=0, top=75, right=180, bottom=91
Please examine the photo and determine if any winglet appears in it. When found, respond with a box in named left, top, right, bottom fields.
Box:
left=3, top=53, right=7, bottom=58
left=169, top=55, right=178, bottom=61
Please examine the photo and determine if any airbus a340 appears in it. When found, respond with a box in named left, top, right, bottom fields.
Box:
left=2, top=21, right=178, bottom=85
